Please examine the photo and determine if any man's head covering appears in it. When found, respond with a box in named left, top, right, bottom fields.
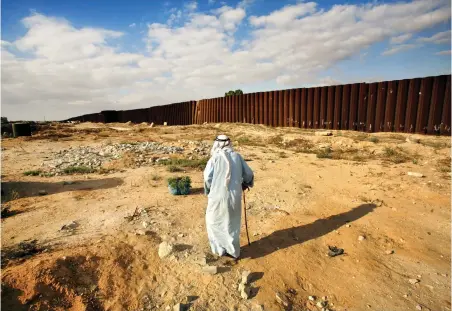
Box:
left=210, top=134, right=233, bottom=156
left=210, top=134, right=233, bottom=187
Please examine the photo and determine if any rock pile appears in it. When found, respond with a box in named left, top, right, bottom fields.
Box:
left=42, top=142, right=184, bottom=174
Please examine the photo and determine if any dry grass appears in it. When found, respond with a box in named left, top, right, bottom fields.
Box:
left=421, top=139, right=451, bottom=150
left=436, top=157, right=451, bottom=173
left=381, top=147, right=410, bottom=164
left=159, top=158, right=208, bottom=170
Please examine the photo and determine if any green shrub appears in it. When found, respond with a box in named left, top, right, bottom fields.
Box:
left=24, top=170, right=42, bottom=176
left=62, top=166, right=95, bottom=175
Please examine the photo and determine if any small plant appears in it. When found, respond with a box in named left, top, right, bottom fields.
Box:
left=159, top=158, right=208, bottom=170
left=23, top=170, right=42, bottom=176
left=168, top=165, right=183, bottom=172
left=167, top=176, right=192, bottom=195
left=151, top=174, right=162, bottom=181
left=316, top=147, right=332, bottom=159
left=368, top=136, right=379, bottom=143
left=436, top=157, right=451, bottom=173
left=279, top=152, right=288, bottom=158
left=63, top=166, right=95, bottom=175
left=382, top=147, right=409, bottom=164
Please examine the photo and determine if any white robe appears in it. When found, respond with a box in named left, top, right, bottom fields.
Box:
left=203, top=150, right=254, bottom=258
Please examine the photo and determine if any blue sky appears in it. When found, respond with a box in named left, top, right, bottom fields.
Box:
left=1, top=0, right=451, bottom=120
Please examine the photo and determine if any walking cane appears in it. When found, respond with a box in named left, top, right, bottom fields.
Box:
left=243, top=190, right=251, bottom=246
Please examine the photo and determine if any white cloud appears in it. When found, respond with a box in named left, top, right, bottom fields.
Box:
left=208, top=0, right=215, bottom=4
left=185, top=1, right=197, bottom=12
left=418, top=30, right=451, bottom=44
left=249, top=2, right=317, bottom=27
left=2, top=0, right=451, bottom=120
left=390, top=33, right=412, bottom=44
left=436, top=50, right=451, bottom=55
left=129, top=23, right=136, bottom=28
left=382, top=44, right=419, bottom=56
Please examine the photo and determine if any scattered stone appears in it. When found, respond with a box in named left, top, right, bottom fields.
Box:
left=308, top=296, right=316, bottom=301
left=240, top=284, right=251, bottom=300
left=409, top=278, right=420, bottom=285
left=385, top=250, right=394, bottom=255
left=173, top=303, right=184, bottom=311
left=38, top=190, right=48, bottom=196
left=317, top=300, right=327, bottom=308
left=42, top=141, right=184, bottom=174
left=241, top=270, right=252, bottom=285
left=149, top=122, right=155, bottom=128
left=321, top=296, right=327, bottom=301
left=406, top=136, right=421, bottom=144
left=346, top=224, right=351, bottom=228
left=178, top=233, right=185, bottom=238
left=202, top=265, right=218, bottom=275
left=158, top=242, right=174, bottom=259
left=315, top=131, right=333, bottom=136
left=214, top=124, right=221, bottom=128
left=275, top=292, right=290, bottom=308
left=163, top=122, right=168, bottom=126
left=142, top=221, right=149, bottom=228
left=60, top=221, right=79, bottom=231
left=328, top=246, right=344, bottom=257
left=251, top=304, right=264, bottom=311
left=416, top=305, right=422, bottom=310
left=358, top=235, right=366, bottom=241
left=407, top=172, right=424, bottom=178
left=135, top=230, right=146, bottom=236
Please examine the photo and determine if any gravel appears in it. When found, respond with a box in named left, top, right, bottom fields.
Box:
left=41, top=142, right=185, bottom=174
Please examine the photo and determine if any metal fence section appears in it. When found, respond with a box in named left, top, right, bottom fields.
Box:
left=66, top=75, right=451, bottom=135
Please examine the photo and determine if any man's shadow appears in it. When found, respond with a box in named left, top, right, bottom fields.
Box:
left=241, top=203, right=377, bottom=259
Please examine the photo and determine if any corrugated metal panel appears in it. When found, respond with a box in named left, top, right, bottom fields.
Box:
left=300, top=88, right=307, bottom=128
left=258, top=92, right=263, bottom=124
left=384, top=81, right=398, bottom=132
left=320, top=87, right=327, bottom=129
left=268, top=91, right=274, bottom=126
left=307, top=88, right=314, bottom=128
left=294, top=88, right=301, bottom=128
left=349, top=84, right=359, bottom=130
left=313, top=87, right=320, bottom=128
left=282, top=90, right=288, bottom=127
left=341, top=84, right=350, bottom=130
left=272, top=91, right=279, bottom=127
left=249, top=93, right=254, bottom=124
left=262, top=92, right=267, bottom=125
left=416, top=77, right=434, bottom=133
left=288, top=89, right=294, bottom=127
left=405, top=78, right=422, bottom=133
left=441, top=75, right=451, bottom=135
left=375, top=82, right=388, bottom=132
left=366, top=83, right=378, bottom=132
left=333, top=85, right=342, bottom=130
left=277, top=91, right=284, bottom=127
left=394, top=80, right=409, bottom=132
left=357, top=83, right=368, bottom=131
left=326, top=86, right=335, bottom=129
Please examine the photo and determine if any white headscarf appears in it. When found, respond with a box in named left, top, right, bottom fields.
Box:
left=210, top=135, right=233, bottom=187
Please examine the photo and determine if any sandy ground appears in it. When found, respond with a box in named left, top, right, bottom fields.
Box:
left=1, top=122, right=451, bottom=311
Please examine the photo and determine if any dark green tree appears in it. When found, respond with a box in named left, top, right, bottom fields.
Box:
left=225, top=89, right=243, bottom=96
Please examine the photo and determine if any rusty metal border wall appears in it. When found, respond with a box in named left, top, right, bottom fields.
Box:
left=66, top=75, right=451, bottom=135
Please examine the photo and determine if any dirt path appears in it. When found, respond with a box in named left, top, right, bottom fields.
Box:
left=1, top=123, right=450, bottom=311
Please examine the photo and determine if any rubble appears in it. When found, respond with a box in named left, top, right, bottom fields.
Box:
left=407, top=172, right=424, bottom=178
left=42, top=142, right=184, bottom=174
left=241, top=270, right=252, bottom=285
left=202, top=266, right=218, bottom=275
left=158, top=242, right=174, bottom=259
